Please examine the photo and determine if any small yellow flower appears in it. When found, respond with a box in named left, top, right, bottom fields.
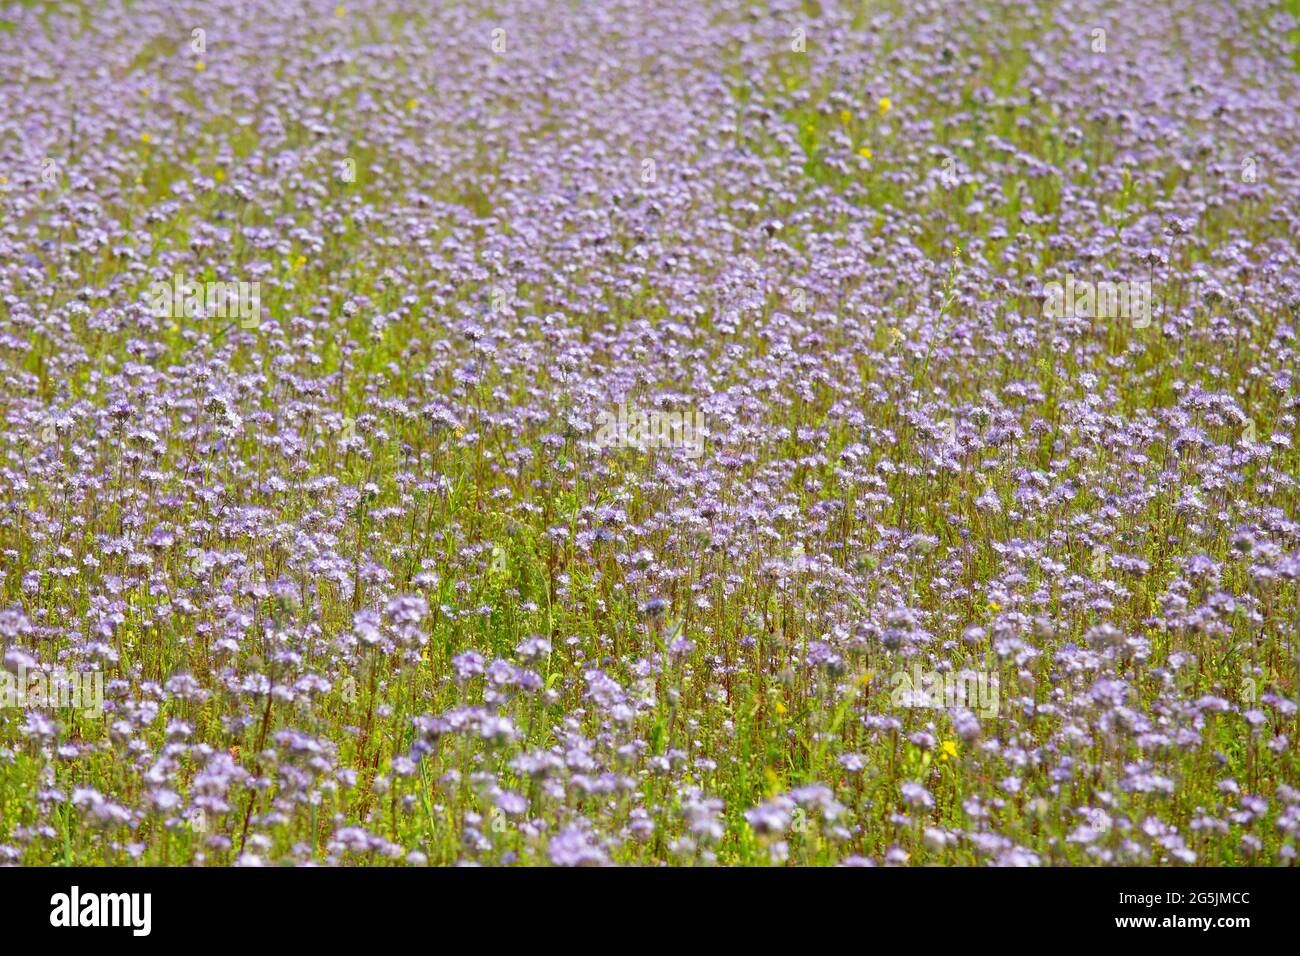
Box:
left=839, top=109, right=852, bottom=125
left=214, top=169, right=224, bottom=182
left=859, top=146, right=872, bottom=160
left=406, top=98, right=418, bottom=110
left=857, top=671, right=873, bottom=688
left=774, top=700, right=787, bottom=716
left=294, top=254, right=307, bottom=269
left=140, top=132, right=151, bottom=144
left=941, top=740, right=958, bottom=761
left=988, top=600, right=1001, bottom=612
left=878, top=97, right=892, bottom=115
left=335, top=4, right=346, bottom=15
left=193, top=61, right=206, bottom=72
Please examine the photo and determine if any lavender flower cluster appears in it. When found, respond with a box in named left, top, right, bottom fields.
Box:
left=0, top=0, right=1297, bottom=866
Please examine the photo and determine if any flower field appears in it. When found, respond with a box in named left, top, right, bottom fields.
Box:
left=1, top=0, right=1298, bottom=866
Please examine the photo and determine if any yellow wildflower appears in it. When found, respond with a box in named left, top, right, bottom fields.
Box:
left=878, top=97, right=892, bottom=115
left=859, top=146, right=872, bottom=160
